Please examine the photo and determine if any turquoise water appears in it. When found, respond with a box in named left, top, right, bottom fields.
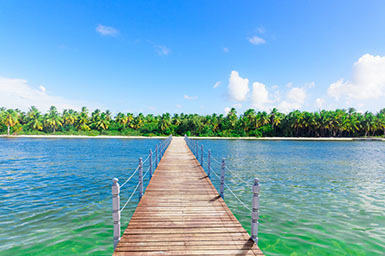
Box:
left=0, top=138, right=384, bottom=255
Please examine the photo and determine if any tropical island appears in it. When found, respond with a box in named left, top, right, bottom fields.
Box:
left=1, top=106, right=384, bottom=137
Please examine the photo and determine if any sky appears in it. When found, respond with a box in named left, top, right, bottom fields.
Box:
left=1, top=0, right=385, bottom=115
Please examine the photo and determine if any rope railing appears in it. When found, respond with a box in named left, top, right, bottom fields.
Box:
left=120, top=182, right=140, bottom=212
left=184, top=135, right=260, bottom=245
left=111, top=134, right=172, bottom=250
left=120, top=166, right=139, bottom=189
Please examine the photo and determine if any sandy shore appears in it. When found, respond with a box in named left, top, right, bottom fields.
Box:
left=0, top=134, right=384, bottom=141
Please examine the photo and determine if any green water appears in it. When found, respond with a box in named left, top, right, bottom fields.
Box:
left=0, top=138, right=384, bottom=255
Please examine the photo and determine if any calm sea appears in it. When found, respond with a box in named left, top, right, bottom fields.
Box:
left=0, top=138, right=384, bottom=255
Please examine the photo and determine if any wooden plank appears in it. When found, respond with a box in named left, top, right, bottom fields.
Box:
left=114, top=137, right=264, bottom=256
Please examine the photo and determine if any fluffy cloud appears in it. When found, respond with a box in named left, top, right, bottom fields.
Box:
left=228, top=71, right=249, bottom=101
left=184, top=95, right=198, bottom=100
left=251, top=82, right=270, bottom=110
left=96, top=24, right=119, bottom=36
left=0, top=77, right=82, bottom=112
left=248, top=36, right=266, bottom=45
left=328, top=54, right=385, bottom=100
left=315, top=98, right=324, bottom=109
left=278, top=87, right=307, bottom=112
left=154, top=45, right=171, bottom=56
left=213, top=81, right=221, bottom=88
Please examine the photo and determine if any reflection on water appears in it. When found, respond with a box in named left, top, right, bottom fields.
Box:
left=0, top=138, right=384, bottom=255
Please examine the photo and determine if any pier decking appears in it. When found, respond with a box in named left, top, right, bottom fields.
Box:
left=113, top=137, right=264, bottom=255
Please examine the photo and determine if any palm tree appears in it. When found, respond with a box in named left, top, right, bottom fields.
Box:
left=77, top=107, right=90, bottom=131
left=3, top=109, right=19, bottom=135
left=115, top=112, right=129, bottom=129
left=63, top=109, right=77, bottom=127
left=44, top=106, right=62, bottom=133
left=159, top=113, right=171, bottom=132
left=270, top=108, right=282, bottom=134
left=96, top=112, right=110, bottom=130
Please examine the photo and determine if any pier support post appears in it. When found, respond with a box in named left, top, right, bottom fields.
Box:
left=112, top=178, right=121, bottom=250
left=200, top=145, right=203, bottom=165
left=251, top=178, right=260, bottom=244
left=139, top=157, right=143, bottom=200
left=149, top=149, right=153, bottom=179
left=220, top=158, right=226, bottom=198
left=207, top=149, right=211, bottom=177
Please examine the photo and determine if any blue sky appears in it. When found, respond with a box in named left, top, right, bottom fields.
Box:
left=1, top=0, right=385, bottom=114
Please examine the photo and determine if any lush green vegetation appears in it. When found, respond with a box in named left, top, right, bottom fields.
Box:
left=0, top=106, right=384, bottom=137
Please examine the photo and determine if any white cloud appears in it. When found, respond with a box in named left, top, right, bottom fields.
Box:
left=184, top=95, right=198, bottom=100
left=248, top=36, right=266, bottom=45
left=328, top=54, right=385, bottom=100
left=213, top=81, right=221, bottom=88
left=315, top=98, right=324, bottom=109
left=278, top=87, right=307, bottom=112
left=287, top=87, right=306, bottom=104
left=228, top=71, right=249, bottom=101
left=251, top=82, right=270, bottom=110
left=96, top=24, right=119, bottom=36
left=154, top=45, right=171, bottom=56
left=224, top=107, right=231, bottom=114
left=223, top=48, right=229, bottom=53
left=0, top=77, right=82, bottom=112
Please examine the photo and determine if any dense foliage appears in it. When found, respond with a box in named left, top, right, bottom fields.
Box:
left=0, top=106, right=384, bottom=137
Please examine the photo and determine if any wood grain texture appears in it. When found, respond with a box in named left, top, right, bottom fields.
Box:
left=114, top=137, right=264, bottom=256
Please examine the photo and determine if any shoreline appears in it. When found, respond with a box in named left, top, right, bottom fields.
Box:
left=0, top=134, right=384, bottom=141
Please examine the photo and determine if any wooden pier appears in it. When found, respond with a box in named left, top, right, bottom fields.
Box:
left=113, top=137, right=264, bottom=255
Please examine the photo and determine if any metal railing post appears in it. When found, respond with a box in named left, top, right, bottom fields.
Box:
left=208, top=149, right=211, bottom=177
left=251, top=178, right=260, bottom=244
left=155, top=144, right=158, bottom=167
left=149, top=149, right=153, bottom=179
left=112, top=178, right=121, bottom=250
left=139, top=157, right=143, bottom=200
left=220, top=158, right=226, bottom=198
left=200, top=144, right=203, bottom=165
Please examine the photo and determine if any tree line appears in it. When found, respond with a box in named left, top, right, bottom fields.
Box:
left=0, top=106, right=384, bottom=137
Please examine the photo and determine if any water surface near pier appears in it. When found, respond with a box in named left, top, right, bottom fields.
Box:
left=0, top=138, right=384, bottom=255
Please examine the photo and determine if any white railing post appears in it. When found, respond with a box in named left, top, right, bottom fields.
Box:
left=207, top=149, right=211, bottom=177
left=220, top=158, right=226, bottom=198
left=251, top=178, right=260, bottom=244
left=200, top=144, right=203, bottom=165
left=149, top=149, right=153, bottom=179
left=139, top=157, right=143, bottom=200
left=155, top=144, right=158, bottom=167
left=112, top=178, right=121, bottom=250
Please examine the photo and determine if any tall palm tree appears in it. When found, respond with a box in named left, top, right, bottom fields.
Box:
left=44, top=106, right=62, bottom=133
left=26, top=106, right=43, bottom=131
left=3, top=109, right=19, bottom=135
